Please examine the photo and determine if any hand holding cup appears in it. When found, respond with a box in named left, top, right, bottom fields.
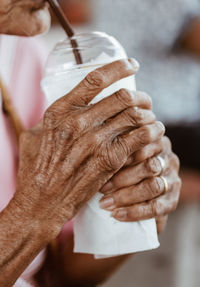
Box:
left=15, top=59, right=165, bottom=241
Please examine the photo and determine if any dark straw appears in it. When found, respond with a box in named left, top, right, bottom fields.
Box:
left=47, top=0, right=82, bottom=64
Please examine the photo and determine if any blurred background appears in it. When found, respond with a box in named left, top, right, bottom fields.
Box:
left=39, top=0, right=200, bottom=286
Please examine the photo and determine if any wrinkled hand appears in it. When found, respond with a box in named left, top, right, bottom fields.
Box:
left=0, top=0, right=50, bottom=36
left=100, top=136, right=181, bottom=234
left=14, top=59, right=165, bottom=241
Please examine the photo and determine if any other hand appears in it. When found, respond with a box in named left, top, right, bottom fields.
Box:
left=100, top=136, right=181, bottom=234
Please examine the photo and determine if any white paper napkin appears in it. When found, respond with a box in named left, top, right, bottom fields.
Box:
left=74, top=193, right=159, bottom=258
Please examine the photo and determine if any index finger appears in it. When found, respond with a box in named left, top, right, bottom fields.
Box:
left=67, top=58, right=140, bottom=106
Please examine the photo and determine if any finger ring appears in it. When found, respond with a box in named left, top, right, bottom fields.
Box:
left=160, top=176, right=168, bottom=193
left=157, top=155, right=165, bottom=174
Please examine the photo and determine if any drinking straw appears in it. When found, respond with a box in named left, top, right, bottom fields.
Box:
left=47, top=0, right=83, bottom=64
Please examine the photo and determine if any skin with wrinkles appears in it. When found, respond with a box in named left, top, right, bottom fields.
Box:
left=0, top=59, right=166, bottom=286
left=0, top=1, right=181, bottom=285
left=0, top=0, right=50, bottom=36
left=15, top=59, right=163, bottom=234
left=100, top=136, right=181, bottom=232
left=40, top=138, right=181, bottom=286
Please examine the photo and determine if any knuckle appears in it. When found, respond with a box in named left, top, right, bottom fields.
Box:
left=58, top=126, right=73, bottom=141
left=119, top=137, right=132, bottom=157
left=34, top=172, right=47, bottom=188
left=114, top=89, right=134, bottom=107
left=135, top=91, right=152, bottom=108
left=138, top=126, right=152, bottom=146
left=146, top=157, right=162, bottom=175
left=115, top=59, right=135, bottom=74
left=147, top=177, right=164, bottom=197
left=73, top=115, right=86, bottom=131
left=154, top=176, right=165, bottom=194
left=133, top=108, right=144, bottom=123
left=156, top=121, right=166, bottom=136
left=103, top=154, right=123, bottom=172
left=121, top=108, right=138, bottom=126
left=101, top=141, right=128, bottom=172
left=59, top=116, right=74, bottom=134
left=137, top=148, right=148, bottom=162
left=150, top=200, right=162, bottom=217
left=84, top=70, right=105, bottom=90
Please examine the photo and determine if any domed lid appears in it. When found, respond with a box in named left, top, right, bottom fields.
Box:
left=44, top=31, right=127, bottom=76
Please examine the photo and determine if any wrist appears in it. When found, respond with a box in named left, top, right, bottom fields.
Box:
left=10, top=193, right=70, bottom=244
left=6, top=198, right=51, bottom=246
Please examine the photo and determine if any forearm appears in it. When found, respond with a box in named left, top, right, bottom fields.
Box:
left=0, top=199, right=47, bottom=287
left=42, top=232, right=131, bottom=287
left=62, top=252, right=130, bottom=286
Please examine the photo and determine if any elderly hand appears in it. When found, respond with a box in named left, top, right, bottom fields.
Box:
left=13, top=59, right=165, bottom=241
left=100, top=136, right=181, bottom=234
left=0, top=0, right=50, bottom=36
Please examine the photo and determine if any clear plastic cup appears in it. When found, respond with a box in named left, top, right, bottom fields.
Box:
left=41, top=31, right=159, bottom=258
left=41, top=31, right=136, bottom=105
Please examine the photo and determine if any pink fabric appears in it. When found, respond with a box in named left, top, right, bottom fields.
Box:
left=0, top=35, right=47, bottom=286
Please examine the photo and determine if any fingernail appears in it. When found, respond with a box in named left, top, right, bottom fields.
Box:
left=128, top=58, right=140, bottom=70
left=111, top=209, right=127, bottom=220
left=99, top=196, right=115, bottom=210
left=101, top=181, right=114, bottom=193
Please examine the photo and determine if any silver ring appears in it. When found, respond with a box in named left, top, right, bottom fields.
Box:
left=160, top=176, right=169, bottom=193
left=157, top=155, right=165, bottom=175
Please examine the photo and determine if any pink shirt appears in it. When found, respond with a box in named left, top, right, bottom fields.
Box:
left=0, top=35, right=47, bottom=286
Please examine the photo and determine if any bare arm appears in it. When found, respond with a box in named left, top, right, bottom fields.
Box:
left=0, top=200, right=47, bottom=287
left=36, top=231, right=130, bottom=287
